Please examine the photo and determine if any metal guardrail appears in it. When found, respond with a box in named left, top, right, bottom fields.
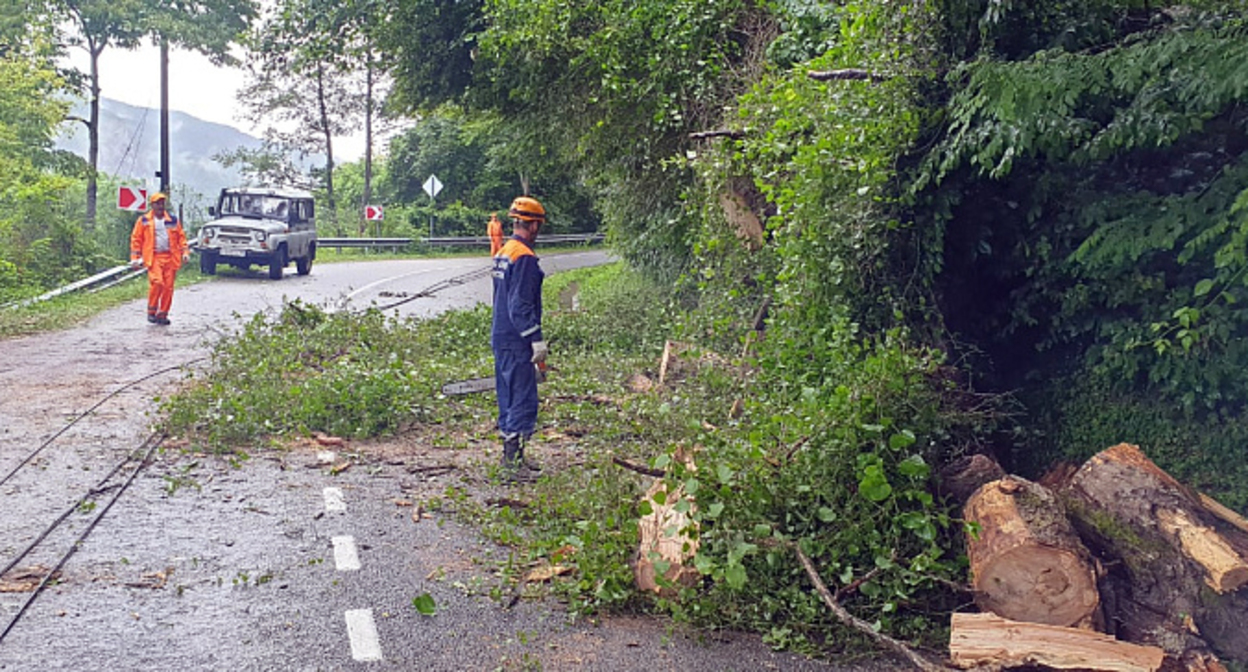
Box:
left=317, top=237, right=413, bottom=252
left=317, top=232, right=605, bottom=252
left=5, top=232, right=606, bottom=310
left=3, top=265, right=146, bottom=310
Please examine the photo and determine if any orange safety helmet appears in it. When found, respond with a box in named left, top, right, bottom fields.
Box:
left=508, top=196, right=546, bottom=224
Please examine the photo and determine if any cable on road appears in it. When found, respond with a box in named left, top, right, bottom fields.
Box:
left=0, top=433, right=165, bottom=644
left=364, top=265, right=494, bottom=313
left=0, top=358, right=206, bottom=489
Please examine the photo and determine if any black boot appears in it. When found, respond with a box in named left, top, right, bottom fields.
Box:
left=517, top=435, right=542, bottom=473
left=501, top=434, right=522, bottom=482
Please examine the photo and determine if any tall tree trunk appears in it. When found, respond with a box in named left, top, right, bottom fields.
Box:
left=86, top=39, right=103, bottom=230
left=360, top=52, right=374, bottom=237
left=316, top=64, right=337, bottom=235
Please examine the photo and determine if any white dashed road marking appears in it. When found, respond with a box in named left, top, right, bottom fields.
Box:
left=323, top=487, right=346, bottom=512
left=332, top=536, right=361, bottom=571
left=344, top=609, right=383, bottom=662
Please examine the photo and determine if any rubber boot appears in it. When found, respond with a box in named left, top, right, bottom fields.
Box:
left=501, top=434, right=522, bottom=483
left=517, top=435, right=542, bottom=473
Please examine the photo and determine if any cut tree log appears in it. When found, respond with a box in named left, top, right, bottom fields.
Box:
left=949, top=612, right=1166, bottom=672
left=938, top=453, right=1006, bottom=505
left=964, top=476, right=1101, bottom=628
left=1063, top=443, right=1248, bottom=664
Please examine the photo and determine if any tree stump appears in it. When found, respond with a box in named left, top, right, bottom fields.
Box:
left=965, top=476, right=1101, bottom=628
left=1064, top=443, right=1248, bottom=665
left=634, top=447, right=700, bottom=597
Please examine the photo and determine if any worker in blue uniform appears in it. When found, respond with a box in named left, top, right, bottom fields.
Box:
left=492, top=196, right=549, bottom=481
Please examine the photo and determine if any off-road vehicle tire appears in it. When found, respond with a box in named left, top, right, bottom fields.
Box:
left=199, top=252, right=217, bottom=276
left=269, top=245, right=286, bottom=280
left=296, top=247, right=313, bottom=276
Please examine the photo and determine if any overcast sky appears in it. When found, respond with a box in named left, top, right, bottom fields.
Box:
left=64, top=39, right=368, bottom=162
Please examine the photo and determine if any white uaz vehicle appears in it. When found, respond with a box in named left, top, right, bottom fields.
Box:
left=196, top=187, right=317, bottom=280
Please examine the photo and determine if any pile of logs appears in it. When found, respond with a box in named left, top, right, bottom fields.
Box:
left=947, top=443, right=1248, bottom=672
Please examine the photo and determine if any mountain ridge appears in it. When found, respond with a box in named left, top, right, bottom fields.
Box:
left=55, top=98, right=263, bottom=201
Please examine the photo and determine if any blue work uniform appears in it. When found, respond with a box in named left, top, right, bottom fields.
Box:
left=491, top=235, right=545, bottom=437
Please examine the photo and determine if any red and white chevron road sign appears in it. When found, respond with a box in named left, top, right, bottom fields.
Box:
left=117, top=186, right=147, bottom=211
left=365, top=205, right=384, bottom=221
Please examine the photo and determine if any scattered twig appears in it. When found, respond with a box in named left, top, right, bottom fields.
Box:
left=783, top=436, right=812, bottom=463
left=406, top=464, right=457, bottom=477
left=486, top=497, right=530, bottom=509
left=835, top=565, right=886, bottom=602
left=794, top=546, right=952, bottom=672
left=612, top=456, right=666, bottom=478
left=550, top=393, right=617, bottom=406
left=689, top=129, right=746, bottom=140
left=807, top=68, right=888, bottom=82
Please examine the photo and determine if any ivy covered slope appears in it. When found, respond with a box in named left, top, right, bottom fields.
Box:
left=919, top=5, right=1248, bottom=503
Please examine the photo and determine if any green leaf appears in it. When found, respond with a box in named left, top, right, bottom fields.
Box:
left=1195, top=279, right=1215, bottom=297
left=897, top=455, right=929, bottom=479
left=858, top=466, right=893, bottom=502
left=888, top=430, right=916, bottom=450
left=412, top=593, right=437, bottom=616
left=817, top=506, right=838, bottom=522
left=724, top=563, right=747, bottom=590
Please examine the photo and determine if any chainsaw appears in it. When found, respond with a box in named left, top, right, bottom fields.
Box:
left=441, top=362, right=548, bottom=396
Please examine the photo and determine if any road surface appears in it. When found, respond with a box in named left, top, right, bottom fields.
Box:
left=0, top=253, right=862, bottom=671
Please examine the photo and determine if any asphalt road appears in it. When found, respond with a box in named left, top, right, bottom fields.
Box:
left=0, top=252, right=867, bottom=671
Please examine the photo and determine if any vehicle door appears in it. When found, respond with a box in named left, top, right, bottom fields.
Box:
left=289, top=200, right=313, bottom=257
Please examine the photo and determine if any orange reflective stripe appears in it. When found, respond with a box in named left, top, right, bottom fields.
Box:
left=497, top=239, right=534, bottom=261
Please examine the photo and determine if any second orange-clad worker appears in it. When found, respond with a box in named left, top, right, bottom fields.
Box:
left=129, top=192, right=188, bottom=325
left=487, top=212, right=504, bottom=256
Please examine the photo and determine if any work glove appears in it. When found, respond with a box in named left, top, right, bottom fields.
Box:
left=129, top=258, right=143, bottom=270
left=530, top=340, right=549, bottom=364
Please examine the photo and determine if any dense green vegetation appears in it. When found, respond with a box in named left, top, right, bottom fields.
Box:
left=12, top=0, right=1248, bottom=662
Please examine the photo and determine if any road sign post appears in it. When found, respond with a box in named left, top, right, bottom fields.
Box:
left=422, top=175, right=443, bottom=240
left=117, top=187, right=147, bottom=212
left=365, top=205, right=384, bottom=238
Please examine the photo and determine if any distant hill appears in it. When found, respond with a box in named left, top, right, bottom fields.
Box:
left=55, top=98, right=264, bottom=201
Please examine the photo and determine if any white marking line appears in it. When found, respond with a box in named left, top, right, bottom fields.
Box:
left=317, top=450, right=336, bottom=464
left=332, top=536, right=362, bottom=571
left=323, top=487, right=346, bottom=512
left=344, top=609, right=383, bottom=662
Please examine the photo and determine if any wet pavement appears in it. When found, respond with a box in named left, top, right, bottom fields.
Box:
left=0, top=254, right=877, bottom=671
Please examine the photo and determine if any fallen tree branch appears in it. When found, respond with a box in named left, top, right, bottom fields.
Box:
left=612, top=456, right=666, bottom=478
left=406, top=464, right=457, bottom=476
left=807, top=68, right=888, bottom=82
left=794, top=546, right=952, bottom=672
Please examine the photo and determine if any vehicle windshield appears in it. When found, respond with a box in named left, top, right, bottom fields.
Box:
left=219, top=193, right=292, bottom=221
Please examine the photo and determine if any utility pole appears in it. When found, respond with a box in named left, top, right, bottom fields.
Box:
left=159, top=40, right=170, bottom=194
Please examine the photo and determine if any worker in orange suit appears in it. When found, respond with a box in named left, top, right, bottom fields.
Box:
left=488, top=212, right=504, bottom=256
left=129, top=192, right=188, bottom=325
